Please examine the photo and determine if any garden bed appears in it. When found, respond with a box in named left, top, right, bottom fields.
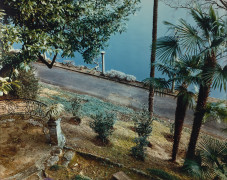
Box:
left=0, top=82, right=224, bottom=179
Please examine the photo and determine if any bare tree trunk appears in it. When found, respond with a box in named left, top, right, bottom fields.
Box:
left=149, top=0, right=159, bottom=117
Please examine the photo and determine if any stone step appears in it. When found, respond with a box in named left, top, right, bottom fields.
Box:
left=112, top=171, right=132, bottom=180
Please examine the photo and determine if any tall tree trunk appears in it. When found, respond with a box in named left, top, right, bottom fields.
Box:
left=186, top=52, right=216, bottom=160
left=149, top=0, right=158, bottom=117
left=171, top=95, right=188, bottom=162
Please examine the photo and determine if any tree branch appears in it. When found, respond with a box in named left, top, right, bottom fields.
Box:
left=38, top=52, right=58, bottom=69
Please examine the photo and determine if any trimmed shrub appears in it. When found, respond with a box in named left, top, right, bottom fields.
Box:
left=131, top=110, right=153, bottom=161
left=105, top=69, right=136, bottom=82
left=10, top=67, right=39, bottom=99
left=90, top=112, right=116, bottom=142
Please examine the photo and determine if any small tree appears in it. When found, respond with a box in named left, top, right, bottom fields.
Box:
left=10, top=67, right=39, bottom=99
left=71, top=96, right=82, bottom=117
left=90, top=112, right=116, bottom=143
left=131, top=109, right=153, bottom=161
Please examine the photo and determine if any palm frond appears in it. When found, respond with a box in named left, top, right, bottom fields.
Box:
left=203, top=101, right=227, bottom=123
left=177, top=55, right=203, bottom=77
left=198, top=137, right=227, bottom=176
left=190, top=8, right=211, bottom=38
left=156, top=36, right=181, bottom=64
left=143, top=77, right=171, bottom=95
left=202, top=64, right=227, bottom=91
left=153, top=62, right=176, bottom=77
left=176, top=19, right=203, bottom=54
left=176, top=85, right=196, bottom=109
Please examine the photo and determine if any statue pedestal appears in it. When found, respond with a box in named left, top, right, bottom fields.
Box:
left=48, top=118, right=66, bottom=148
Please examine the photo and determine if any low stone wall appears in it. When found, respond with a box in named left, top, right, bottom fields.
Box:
left=0, top=99, right=65, bottom=148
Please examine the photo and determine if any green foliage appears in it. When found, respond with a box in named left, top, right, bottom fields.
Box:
left=72, top=175, right=91, bottom=180
left=0, top=77, right=19, bottom=96
left=203, top=101, right=227, bottom=124
left=198, top=137, right=227, bottom=179
left=147, top=168, right=180, bottom=180
left=131, top=109, right=153, bottom=161
left=10, top=67, right=39, bottom=99
left=182, top=158, right=205, bottom=179
left=175, top=85, right=196, bottom=109
left=90, top=112, right=116, bottom=142
left=1, top=0, right=140, bottom=65
left=182, top=137, right=227, bottom=179
left=49, top=164, right=60, bottom=171
left=143, top=77, right=171, bottom=95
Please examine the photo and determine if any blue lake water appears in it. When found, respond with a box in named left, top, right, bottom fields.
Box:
left=14, top=0, right=227, bottom=99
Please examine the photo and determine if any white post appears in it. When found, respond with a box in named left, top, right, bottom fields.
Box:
left=101, top=51, right=105, bottom=75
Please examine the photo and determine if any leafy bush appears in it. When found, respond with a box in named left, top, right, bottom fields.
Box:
left=90, top=112, right=116, bottom=142
left=147, top=169, right=179, bottom=180
left=10, top=67, right=39, bottom=99
left=105, top=69, right=136, bottom=82
left=72, top=175, right=91, bottom=180
left=131, top=110, right=153, bottom=161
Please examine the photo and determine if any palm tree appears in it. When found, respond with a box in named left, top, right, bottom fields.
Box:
left=149, top=0, right=159, bottom=117
left=153, top=55, right=201, bottom=162
left=155, top=5, right=226, bottom=160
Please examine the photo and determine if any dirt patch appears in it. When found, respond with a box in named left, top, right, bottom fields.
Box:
left=0, top=116, right=51, bottom=179
left=163, top=132, right=174, bottom=142
left=92, top=136, right=112, bottom=147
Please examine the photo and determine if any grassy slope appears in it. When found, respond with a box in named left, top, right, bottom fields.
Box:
left=37, top=82, right=194, bottom=179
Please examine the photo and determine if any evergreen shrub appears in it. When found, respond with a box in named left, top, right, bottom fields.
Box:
left=131, top=109, right=153, bottom=161
left=90, top=112, right=116, bottom=142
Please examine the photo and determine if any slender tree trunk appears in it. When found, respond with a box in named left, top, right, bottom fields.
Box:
left=186, top=51, right=216, bottom=160
left=149, top=0, right=158, bottom=117
left=171, top=95, right=188, bottom=162
left=171, top=74, right=176, bottom=93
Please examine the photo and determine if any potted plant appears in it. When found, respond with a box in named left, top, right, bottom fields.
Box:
left=46, top=103, right=64, bottom=121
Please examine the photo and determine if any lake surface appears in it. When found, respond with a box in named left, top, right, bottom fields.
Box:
left=15, top=0, right=227, bottom=99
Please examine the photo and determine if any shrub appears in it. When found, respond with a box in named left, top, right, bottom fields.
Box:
left=90, top=112, right=116, bottom=142
left=10, top=67, right=39, bottom=99
left=105, top=69, right=136, bottom=82
left=131, top=109, right=153, bottom=161
left=71, top=96, right=82, bottom=117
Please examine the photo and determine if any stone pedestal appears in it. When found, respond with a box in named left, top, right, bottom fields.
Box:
left=47, top=118, right=66, bottom=148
